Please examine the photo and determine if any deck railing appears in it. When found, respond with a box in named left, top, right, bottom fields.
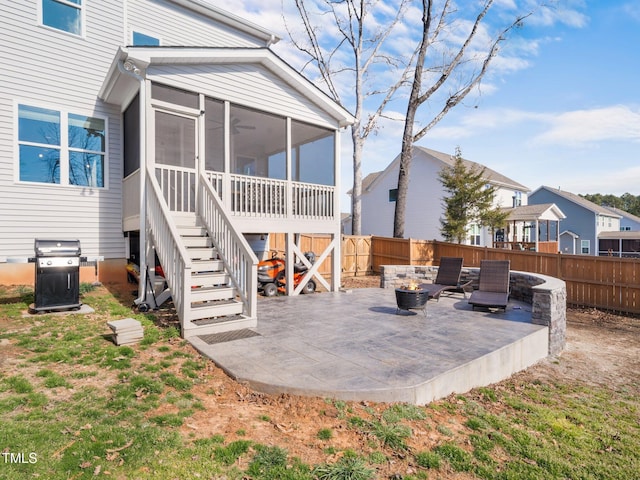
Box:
left=197, top=174, right=258, bottom=319
left=154, top=166, right=337, bottom=221
left=146, top=171, right=192, bottom=322
left=229, top=174, right=287, bottom=217
left=155, top=165, right=196, bottom=213
left=292, top=181, right=334, bottom=219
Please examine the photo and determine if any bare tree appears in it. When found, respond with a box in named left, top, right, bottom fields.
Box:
left=393, top=0, right=532, bottom=237
left=286, top=0, right=413, bottom=235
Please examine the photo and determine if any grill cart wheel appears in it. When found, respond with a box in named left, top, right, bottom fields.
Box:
left=137, top=303, right=151, bottom=313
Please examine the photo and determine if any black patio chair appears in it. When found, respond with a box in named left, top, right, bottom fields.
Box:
left=468, top=260, right=511, bottom=311
left=419, top=257, right=470, bottom=301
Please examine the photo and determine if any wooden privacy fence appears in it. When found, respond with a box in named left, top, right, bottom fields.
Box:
left=341, top=235, right=640, bottom=315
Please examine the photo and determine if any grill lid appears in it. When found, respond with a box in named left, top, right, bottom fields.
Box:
left=34, top=239, right=81, bottom=257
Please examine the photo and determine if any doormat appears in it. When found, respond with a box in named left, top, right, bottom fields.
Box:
left=198, top=329, right=260, bottom=345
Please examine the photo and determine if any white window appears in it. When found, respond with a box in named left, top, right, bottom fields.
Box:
left=41, top=0, right=83, bottom=36
left=18, top=104, right=106, bottom=188
left=581, top=240, right=590, bottom=254
left=469, top=224, right=481, bottom=245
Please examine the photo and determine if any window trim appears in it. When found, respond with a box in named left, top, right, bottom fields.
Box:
left=39, top=0, right=85, bottom=38
left=15, top=101, right=108, bottom=189
left=581, top=239, right=590, bottom=255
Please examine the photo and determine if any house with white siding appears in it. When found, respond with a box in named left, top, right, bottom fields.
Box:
left=357, top=147, right=530, bottom=246
left=0, top=0, right=353, bottom=338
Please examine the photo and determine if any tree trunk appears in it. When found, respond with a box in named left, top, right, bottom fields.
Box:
left=393, top=0, right=430, bottom=238
left=351, top=124, right=363, bottom=235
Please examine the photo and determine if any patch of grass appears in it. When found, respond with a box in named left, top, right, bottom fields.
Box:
left=313, top=454, right=375, bottom=480
left=149, top=413, right=185, bottom=427
left=436, top=423, right=454, bottom=436
left=36, top=369, right=72, bottom=389
left=414, top=450, right=441, bottom=469
left=246, top=444, right=289, bottom=477
left=368, top=451, right=387, bottom=464
left=434, top=443, right=473, bottom=472
left=213, top=439, right=252, bottom=465
left=382, top=403, right=427, bottom=423
left=3, top=375, right=34, bottom=394
left=368, top=420, right=412, bottom=451
left=317, top=428, right=333, bottom=440
left=99, top=344, right=136, bottom=369
left=159, top=372, right=192, bottom=391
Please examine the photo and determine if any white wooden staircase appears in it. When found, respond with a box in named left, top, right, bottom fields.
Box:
left=172, top=212, right=256, bottom=338
left=145, top=171, right=258, bottom=339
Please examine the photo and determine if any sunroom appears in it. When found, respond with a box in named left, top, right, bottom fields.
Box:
left=99, top=47, right=354, bottom=305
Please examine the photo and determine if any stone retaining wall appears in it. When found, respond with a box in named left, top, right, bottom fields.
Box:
left=380, top=265, right=566, bottom=355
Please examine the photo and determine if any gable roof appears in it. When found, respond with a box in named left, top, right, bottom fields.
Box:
left=100, top=47, right=355, bottom=127
left=602, top=206, right=640, bottom=224
left=532, top=187, right=622, bottom=218
left=359, top=146, right=529, bottom=194
left=415, top=147, right=529, bottom=191
left=167, top=0, right=279, bottom=45
left=500, top=203, right=566, bottom=221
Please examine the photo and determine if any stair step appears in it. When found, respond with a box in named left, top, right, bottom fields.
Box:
left=172, top=212, right=199, bottom=226
left=183, top=315, right=257, bottom=338
left=182, top=236, right=213, bottom=248
left=187, top=247, right=217, bottom=260
left=188, top=299, right=244, bottom=320
left=178, top=225, right=208, bottom=236
left=191, top=259, right=224, bottom=273
left=191, top=271, right=229, bottom=287
left=190, top=286, right=236, bottom=302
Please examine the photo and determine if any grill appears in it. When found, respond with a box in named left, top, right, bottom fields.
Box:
left=30, top=239, right=84, bottom=312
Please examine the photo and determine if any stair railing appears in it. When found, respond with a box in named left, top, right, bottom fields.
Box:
left=197, top=173, right=258, bottom=319
left=147, top=171, right=192, bottom=323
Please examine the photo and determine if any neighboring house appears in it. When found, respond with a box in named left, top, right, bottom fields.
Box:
left=357, top=147, right=529, bottom=246
left=599, top=207, right=640, bottom=258
left=0, top=1, right=353, bottom=338
left=497, top=203, right=566, bottom=253
left=528, top=187, right=621, bottom=255
left=602, top=206, right=640, bottom=231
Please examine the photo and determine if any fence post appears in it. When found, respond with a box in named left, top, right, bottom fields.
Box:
left=556, top=251, right=562, bottom=279
left=409, top=238, right=414, bottom=265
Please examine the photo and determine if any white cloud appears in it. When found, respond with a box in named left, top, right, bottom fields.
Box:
left=528, top=1, right=589, bottom=28
left=534, top=105, right=640, bottom=146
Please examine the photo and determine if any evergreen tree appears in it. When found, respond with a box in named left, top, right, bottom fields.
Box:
left=582, top=192, right=640, bottom=216
left=439, top=148, right=508, bottom=244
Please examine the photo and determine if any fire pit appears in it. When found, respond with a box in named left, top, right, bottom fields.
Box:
left=395, top=287, right=429, bottom=316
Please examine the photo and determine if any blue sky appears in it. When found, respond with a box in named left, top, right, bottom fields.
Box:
left=206, top=0, right=640, bottom=206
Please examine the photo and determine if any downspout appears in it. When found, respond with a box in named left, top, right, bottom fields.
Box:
left=117, top=58, right=148, bottom=306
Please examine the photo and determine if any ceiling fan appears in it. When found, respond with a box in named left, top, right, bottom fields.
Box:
left=231, top=117, right=255, bottom=134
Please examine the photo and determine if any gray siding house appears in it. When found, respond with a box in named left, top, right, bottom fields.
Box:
left=0, top=0, right=353, bottom=338
left=528, top=186, right=621, bottom=255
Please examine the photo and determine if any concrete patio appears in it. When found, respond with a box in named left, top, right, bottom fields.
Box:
left=189, top=288, right=549, bottom=405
